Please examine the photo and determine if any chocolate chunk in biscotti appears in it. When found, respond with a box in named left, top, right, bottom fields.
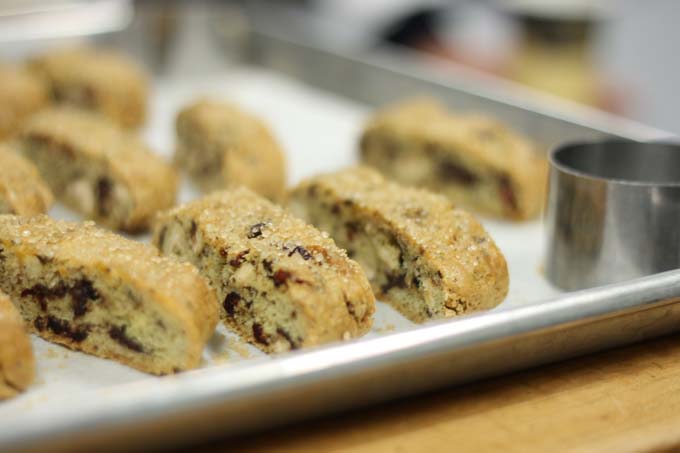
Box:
left=175, top=99, right=287, bottom=201
left=0, top=144, right=53, bottom=216
left=0, top=65, right=48, bottom=140
left=359, top=98, right=547, bottom=220
left=152, top=187, right=375, bottom=353
left=17, top=107, right=178, bottom=233
left=28, top=47, right=148, bottom=129
left=0, top=291, right=35, bottom=399
left=288, top=166, right=509, bottom=323
left=0, top=215, right=218, bottom=375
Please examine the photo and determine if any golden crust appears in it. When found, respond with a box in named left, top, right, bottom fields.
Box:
left=360, top=98, right=547, bottom=220
left=154, top=188, right=375, bottom=352
left=0, top=292, right=35, bottom=399
left=0, top=65, right=48, bottom=140
left=0, top=145, right=53, bottom=215
left=20, top=107, right=178, bottom=232
left=175, top=100, right=287, bottom=201
left=0, top=215, right=218, bottom=374
left=29, top=47, right=147, bottom=128
left=289, top=166, right=509, bottom=322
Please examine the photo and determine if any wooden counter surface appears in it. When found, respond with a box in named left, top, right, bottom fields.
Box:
left=202, top=333, right=680, bottom=452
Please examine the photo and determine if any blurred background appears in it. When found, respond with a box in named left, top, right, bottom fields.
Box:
left=1, top=0, right=678, bottom=134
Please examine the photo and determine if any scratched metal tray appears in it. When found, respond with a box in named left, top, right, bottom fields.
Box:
left=1, top=20, right=678, bottom=452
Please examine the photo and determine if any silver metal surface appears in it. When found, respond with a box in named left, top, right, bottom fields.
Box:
left=545, top=141, right=680, bottom=290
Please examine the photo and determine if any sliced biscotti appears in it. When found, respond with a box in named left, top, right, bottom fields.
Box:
left=152, top=188, right=375, bottom=353
left=29, top=47, right=147, bottom=128
left=288, top=166, right=509, bottom=323
left=0, top=215, right=218, bottom=375
left=18, top=107, right=178, bottom=232
left=0, top=65, right=48, bottom=140
left=0, top=145, right=53, bottom=216
left=175, top=100, right=286, bottom=200
left=0, top=291, right=35, bottom=399
left=359, top=98, right=547, bottom=220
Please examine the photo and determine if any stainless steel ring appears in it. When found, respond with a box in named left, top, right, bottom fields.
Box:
left=545, top=140, right=680, bottom=290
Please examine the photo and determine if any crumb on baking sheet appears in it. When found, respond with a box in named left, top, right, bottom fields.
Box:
left=206, top=335, right=253, bottom=364
left=42, top=347, right=66, bottom=360
left=211, top=351, right=231, bottom=364
left=227, top=337, right=252, bottom=359
left=373, top=323, right=396, bottom=334
left=537, top=262, right=545, bottom=276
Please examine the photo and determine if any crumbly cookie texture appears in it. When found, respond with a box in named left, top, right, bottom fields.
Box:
left=153, top=188, right=375, bottom=353
left=0, top=291, right=35, bottom=399
left=19, top=107, right=178, bottom=233
left=0, top=144, right=53, bottom=216
left=175, top=100, right=286, bottom=201
left=0, top=65, right=48, bottom=140
left=288, top=166, right=509, bottom=323
left=360, top=98, right=547, bottom=220
left=28, top=47, right=147, bottom=128
left=0, top=215, right=218, bottom=375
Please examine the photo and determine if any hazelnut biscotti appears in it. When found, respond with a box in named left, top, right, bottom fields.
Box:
left=360, top=98, right=547, bottom=220
left=18, top=107, right=178, bottom=233
left=0, top=65, right=48, bottom=140
left=0, top=291, right=35, bottom=399
left=29, top=47, right=148, bottom=128
left=0, top=215, right=218, bottom=375
left=175, top=100, right=286, bottom=200
left=288, top=167, right=509, bottom=323
left=0, top=145, right=53, bottom=216
left=152, top=188, right=375, bottom=353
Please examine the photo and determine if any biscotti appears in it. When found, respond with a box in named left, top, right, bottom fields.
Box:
left=0, top=65, right=48, bottom=139
left=288, top=167, right=509, bottom=323
left=0, top=145, right=53, bottom=216
left=29, top=47, right=147, bottom=128
left=0, top=215, right=218, bottom=375
left=152, top=188, right=375, bottom=353
left=175, top=100, right=286, bottom=200
left=19, top=107, right=178, bottom=232
left=359, top=98, right=547, bottom=220
left=0, top=291, right=35, bottom=399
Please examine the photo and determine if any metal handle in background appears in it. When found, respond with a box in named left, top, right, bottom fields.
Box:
left=5, top=269, right=680, bottom=451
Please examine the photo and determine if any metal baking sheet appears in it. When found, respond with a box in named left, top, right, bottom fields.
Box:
left=0, top=31, right=677, bottom=451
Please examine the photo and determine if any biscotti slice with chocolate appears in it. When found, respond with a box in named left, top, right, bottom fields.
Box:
left=29, top=47, right=147, bottom=128
left=18, top=107, right=178, bottom=233
left=0, top=65, right=48, bottom=140
left=360, top=98, right=547, bottom=220
left=288, top=166, right=509, bottom=323
left=0, top=215, right=218, bottom=375
left=0, top=291, right=35, bottom=399
left=175, top=100, right=286, bottom=200
left=152, top=188, right=375, bottom=353
left=0, top=145, right=53, bottom=216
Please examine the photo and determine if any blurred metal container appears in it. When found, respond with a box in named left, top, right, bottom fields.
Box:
left=545, top=141, right=680, bottom=290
